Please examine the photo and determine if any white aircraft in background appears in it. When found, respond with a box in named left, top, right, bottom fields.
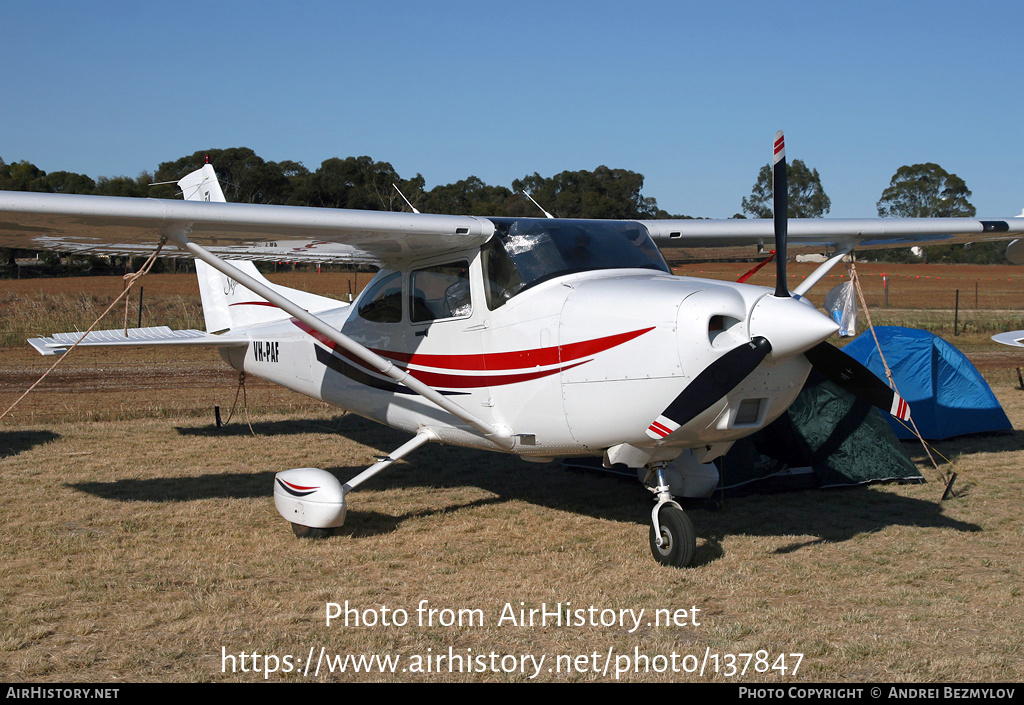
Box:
left=2, top=132, right=1022, bottom=567
left=992, top=329, right=1024, bottom=348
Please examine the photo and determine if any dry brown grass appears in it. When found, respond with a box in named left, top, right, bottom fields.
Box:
left=1, top=396, right=1022, bottom=683
left=1, top=265, right=1023, bottom=682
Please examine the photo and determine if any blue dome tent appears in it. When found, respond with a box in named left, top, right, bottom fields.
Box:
left=842, top=327, right=1011, bottom=440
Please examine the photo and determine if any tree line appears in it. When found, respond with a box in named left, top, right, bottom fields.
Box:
left=1, top=148, right=1004, bottom=263
left=0, top=148, right=681, bottom=221
left=1, top=147, right=980, bottom=219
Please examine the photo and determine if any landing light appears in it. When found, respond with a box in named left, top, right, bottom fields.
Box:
left=734, top=398, right=764, bottom=426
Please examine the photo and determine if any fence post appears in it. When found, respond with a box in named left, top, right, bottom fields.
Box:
left=954, top=289, right=960, bottom=336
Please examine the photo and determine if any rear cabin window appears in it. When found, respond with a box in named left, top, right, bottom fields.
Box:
left=357, top=271, right=403, bottom=323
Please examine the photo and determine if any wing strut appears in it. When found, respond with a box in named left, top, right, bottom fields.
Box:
left=166, top=229, right=515, bottom=450
left=792, top=243, right=855, bottom=297
left=344, top=431, right=434, bottom=494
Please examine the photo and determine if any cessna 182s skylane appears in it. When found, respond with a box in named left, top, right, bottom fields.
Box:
left=3, top=133, right=1022, bottom=567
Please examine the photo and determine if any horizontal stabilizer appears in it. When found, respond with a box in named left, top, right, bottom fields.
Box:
left=28, top=326, right=249, bottom=356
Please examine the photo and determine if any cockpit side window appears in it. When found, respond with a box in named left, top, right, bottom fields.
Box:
left=357, top=271, right=403, bottom=323
left=410, top=261, right=472, bottom=323
left=482, top=236, right=523, bottom=310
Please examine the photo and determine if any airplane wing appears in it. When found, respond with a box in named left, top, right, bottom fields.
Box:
left=3, top=190, right=1024, bottom=266
left=0, top=191, right=494, bottom=266
left=640, top=217, right=1024, bottom=250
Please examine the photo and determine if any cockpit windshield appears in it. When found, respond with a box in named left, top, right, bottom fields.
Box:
left=482, top=218, right=669, bottom=309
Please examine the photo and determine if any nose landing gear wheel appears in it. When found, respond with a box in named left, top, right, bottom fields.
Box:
left=291, top=523, right=332, bottom=539
left=649, top=506, right=696, bottom=567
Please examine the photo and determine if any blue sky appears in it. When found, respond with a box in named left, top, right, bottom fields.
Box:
left=3, top=1, right=1022, bottom=218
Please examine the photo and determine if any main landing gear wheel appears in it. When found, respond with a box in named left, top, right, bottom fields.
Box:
left=291, top=523, right=332, bottom=539
left=649, top=506, right=696, bottom=568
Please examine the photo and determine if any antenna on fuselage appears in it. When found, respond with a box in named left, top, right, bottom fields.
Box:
left=392, top=184, right=420, bottom=214
left=521, top=190, right=554, bottom=219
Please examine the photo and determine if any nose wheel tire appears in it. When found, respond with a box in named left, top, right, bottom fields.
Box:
left=291, top=522, right=332, bottom=539
left=649, top=506, right=696, bottom=567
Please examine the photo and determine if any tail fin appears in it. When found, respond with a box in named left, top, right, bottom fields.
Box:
left=176, top=165, right=346, bottom=333
left=177, top=163, right=227, bottom=203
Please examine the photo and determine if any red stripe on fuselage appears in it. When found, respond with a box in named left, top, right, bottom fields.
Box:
left=370, top=327, right=655, bottom=371
left=293, top=321, right=336, bottom=348
left=327, top=342, right=589, bottom=388
left=408, top=360, right=589, bottom=388
left=291, top=321, right=653, bottom=388
left=292, top=321, right=653, bottom=371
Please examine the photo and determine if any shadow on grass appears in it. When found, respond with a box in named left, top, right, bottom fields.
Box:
left=697, top=486, right=980, bottom=549
left=69, top=470, right=279, bottom=502
left=67, top=467, right=511, bottom=539
left=337, top=496, right=509, bottom=538
left=0, top=429, right=59, bottom=457
left=83, top=413, right=985, bottom=562
left=174, top=416, right=351, bottom=437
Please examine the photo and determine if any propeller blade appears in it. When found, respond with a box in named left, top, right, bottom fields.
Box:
left=646, top=337, right=772, bottom=439
left=804, top=342, right=911, bottom=421
left=773, top=130, right=789, bottom=298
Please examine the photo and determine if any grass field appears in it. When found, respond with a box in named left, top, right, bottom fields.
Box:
left=1, top=264, right=1023, bottom=682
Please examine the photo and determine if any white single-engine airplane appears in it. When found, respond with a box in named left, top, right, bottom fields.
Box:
left=3, top=133, right=1022, bottom=567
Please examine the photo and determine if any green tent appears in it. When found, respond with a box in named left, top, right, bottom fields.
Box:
left=716, top=370, right=923, bottom=496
